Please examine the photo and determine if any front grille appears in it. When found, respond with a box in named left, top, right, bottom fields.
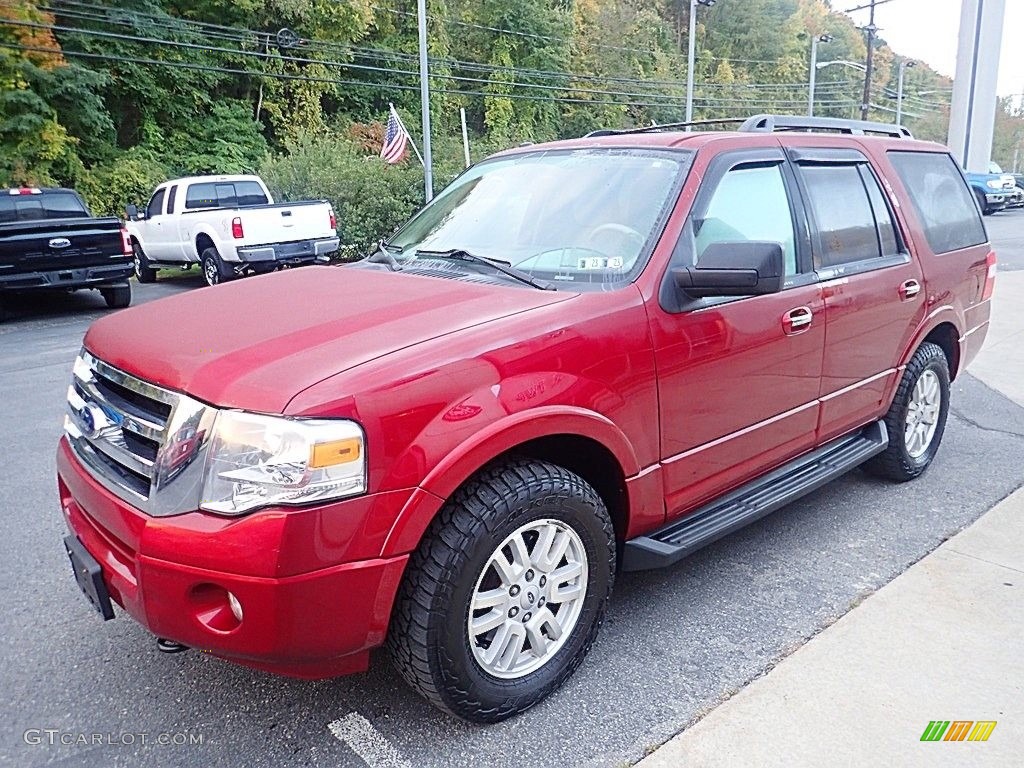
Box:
left=64, top=351, right=217, bottom=516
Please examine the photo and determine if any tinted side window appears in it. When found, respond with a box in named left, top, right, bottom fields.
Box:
left=888, top=151, right=986, bottom=254
left=235, top=181, right=269, bottom=207
left=694, top=164, right=797, bottom=275
left=166, top=185, right=178, bottom=214
left=146, top=188, right=166, bottom=218
left=185, top=183, right=218, bottom=210
left=860, top=166, right=900, bottom=256
left=801, top=165, right=879, bottom=267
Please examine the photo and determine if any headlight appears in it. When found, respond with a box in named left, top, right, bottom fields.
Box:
left=986, top=179, right=1003, bottom=189
left=200, top=411, right=366, bottom=515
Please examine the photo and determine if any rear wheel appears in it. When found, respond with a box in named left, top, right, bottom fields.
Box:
left=864, top=342, right=950, bottom=482
left=202, top=247, right=228, bottom=287
left=100, top=285, right=132, bottom=309
left=387, top=459, right=615, bottom=723
left=133, top=243, right=157, bottom=283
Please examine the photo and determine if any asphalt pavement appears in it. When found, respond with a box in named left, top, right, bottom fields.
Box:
left=2, top=210, right=1023, bottom=768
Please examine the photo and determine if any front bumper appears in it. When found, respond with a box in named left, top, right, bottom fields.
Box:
left=984, top=193, right=1008, bottom=206
left=0, top=262, right=132, bottom=291
left=57, top=438, right=409, bottom=679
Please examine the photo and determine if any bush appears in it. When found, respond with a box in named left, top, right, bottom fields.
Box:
left=77, top=148, right=170, bottom=217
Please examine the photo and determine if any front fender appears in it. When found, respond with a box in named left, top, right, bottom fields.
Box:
left=379, top=405, right=641, bottom=558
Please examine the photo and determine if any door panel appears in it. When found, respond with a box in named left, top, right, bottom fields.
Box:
left=651, top=148, right=824, bottom=519
left=652, top=285, right=825, bottom=515
left=792, top=157, right=926, bottom=440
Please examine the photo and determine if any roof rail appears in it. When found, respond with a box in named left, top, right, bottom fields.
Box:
left=584, top=118, right=746, bottom=138
left=739, top=114, right=913, bottom=139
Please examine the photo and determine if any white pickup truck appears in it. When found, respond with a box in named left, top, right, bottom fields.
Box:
left=126, top=175, right=339, bottom=286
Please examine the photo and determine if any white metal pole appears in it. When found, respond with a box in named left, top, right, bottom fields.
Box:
left=685, top=0, right=697, bottom=130
left=896, top=62, right=906, bottom=127
left=808, top=37, right=819, bottom=117
left=416, top=0, right=433, bottom=201
left=460, top=107, right=471, bottom=168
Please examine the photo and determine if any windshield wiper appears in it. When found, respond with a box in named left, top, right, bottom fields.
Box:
left=366, top=240, right=403, bottom=271
left=415, top=249, right=552, bottom=291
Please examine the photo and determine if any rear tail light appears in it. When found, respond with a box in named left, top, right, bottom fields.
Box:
left=231, top=217, right=244, bottom=239
left=981, top=250, right=997, bottom=301
left=120, top=228, right=132, bottom=256
left=329, top=208, right=337, bottom=231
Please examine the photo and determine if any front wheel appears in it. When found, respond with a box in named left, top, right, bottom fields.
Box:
left=387, top=459, right=615, bottom=723
left=133, top=243, right=157, bottom=283
left=864, top=342, right=950, bottom=481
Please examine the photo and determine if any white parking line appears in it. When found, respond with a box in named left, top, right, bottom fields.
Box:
left=327, top=713, right=412, bottom=768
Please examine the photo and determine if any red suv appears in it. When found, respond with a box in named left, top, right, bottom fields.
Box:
left=58, top=115, right=995, bottom=723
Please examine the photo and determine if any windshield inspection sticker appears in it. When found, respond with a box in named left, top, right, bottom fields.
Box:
left=578, top=256, right=624, bottom=270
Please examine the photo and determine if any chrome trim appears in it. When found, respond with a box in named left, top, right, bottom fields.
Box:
left=662, top=401, right=819, bottom=466
left=819, top=369, right=895, bottom=402
left=65, top=350, right=218, bottom=517
left=959, top=321, right=989, bottom=343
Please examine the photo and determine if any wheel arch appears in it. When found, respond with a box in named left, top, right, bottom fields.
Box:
left=195, top=231, right=216, bottom=257
left=380, top=410, right=640, bottom=558
left=899, top=312, right=962, bottom=382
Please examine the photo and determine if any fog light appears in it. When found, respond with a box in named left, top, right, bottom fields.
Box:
left=227, top=591, right=243, bottom=622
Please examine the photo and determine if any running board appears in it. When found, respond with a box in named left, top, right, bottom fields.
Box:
left=621, top=421, right=888, bottom=572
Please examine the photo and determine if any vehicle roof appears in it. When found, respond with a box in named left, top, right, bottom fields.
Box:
left=495, top=130, right=949, bottom=157
left=3, top=187, right=80, bottom=194
left=156, top=174, right=265, bottom=187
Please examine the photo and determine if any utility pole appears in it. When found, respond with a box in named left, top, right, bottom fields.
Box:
left=860, top=0, right=877, bottom=121
left=416, top=0, right=433, bottom=202
left=685, top=0, right=717, bottom=130
left=808, top=34, right=834, bottom=117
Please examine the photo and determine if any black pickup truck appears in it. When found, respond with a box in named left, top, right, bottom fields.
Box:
left=0, top=188, right=133, bottom=321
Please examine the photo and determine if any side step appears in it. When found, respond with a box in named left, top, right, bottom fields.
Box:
left=621, top=421, right=888, bottom=572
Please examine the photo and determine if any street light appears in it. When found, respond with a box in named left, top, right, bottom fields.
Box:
left=808, top=34, right=835, bottom=117
left=685, top=0, right=717, bottom=131
left=896, top=59, right=917, bottom=127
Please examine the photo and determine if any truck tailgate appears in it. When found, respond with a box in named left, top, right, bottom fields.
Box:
left=239, top=202, right=335, bottom=246
left=0, top=217, right=126, bottom=273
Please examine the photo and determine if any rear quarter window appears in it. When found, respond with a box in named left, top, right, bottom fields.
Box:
left=888, top=151, right=986, bottom=254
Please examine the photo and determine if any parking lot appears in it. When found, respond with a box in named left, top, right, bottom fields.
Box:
left=3, top=210, right=1024, bottom=768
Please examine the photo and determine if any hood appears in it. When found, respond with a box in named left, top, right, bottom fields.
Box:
left=83, top=266, right=575, bottom=412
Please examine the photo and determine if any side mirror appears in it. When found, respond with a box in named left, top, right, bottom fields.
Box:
left=673, top=241, right=785, bottom=298
left=125, top=204, right=140, bottom=221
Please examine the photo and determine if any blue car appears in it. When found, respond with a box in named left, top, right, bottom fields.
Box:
left=965, top=162, right=1016, bottom=215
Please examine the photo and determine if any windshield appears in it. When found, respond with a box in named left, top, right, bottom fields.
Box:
left=386, top=148, right=690, bottom=288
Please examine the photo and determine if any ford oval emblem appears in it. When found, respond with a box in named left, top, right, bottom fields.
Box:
left=49, top=237, right=72, bottom=249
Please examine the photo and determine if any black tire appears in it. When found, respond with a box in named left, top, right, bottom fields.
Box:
left=201, top=247, right=228, bottom=287
left=0, top=296, right=9, bottom=323
left=387, top=458, right=615, bottom=723
left=133, top=242, right=157, bottom=283
left=100, top=284, right=132, bottom=309
left=864, top=342, right=950, bottom=482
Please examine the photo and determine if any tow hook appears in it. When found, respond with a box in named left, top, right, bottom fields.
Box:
left=156, top=638, right=189, bottom=654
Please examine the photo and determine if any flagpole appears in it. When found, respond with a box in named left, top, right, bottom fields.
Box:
left=389, top=103, right=425, bottom=168
left=416, top=0, right=434, bottom=201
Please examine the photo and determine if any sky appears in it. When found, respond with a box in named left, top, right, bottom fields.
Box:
left=842, top=0, right=1024, bottom=101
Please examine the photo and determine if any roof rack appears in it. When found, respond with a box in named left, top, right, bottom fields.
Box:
left=584, top=118, right=746, bottom=138
left=583, top=114, right=913, bottom=140
left=739, top=114, right=913, bottom=139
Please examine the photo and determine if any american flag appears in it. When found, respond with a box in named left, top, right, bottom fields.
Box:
left=380, top=106, right=410, bottom=164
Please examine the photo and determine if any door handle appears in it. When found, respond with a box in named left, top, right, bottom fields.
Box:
left=899, top=279, right=921, bottom=300
left=782, top=306, right=813, bottom=335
